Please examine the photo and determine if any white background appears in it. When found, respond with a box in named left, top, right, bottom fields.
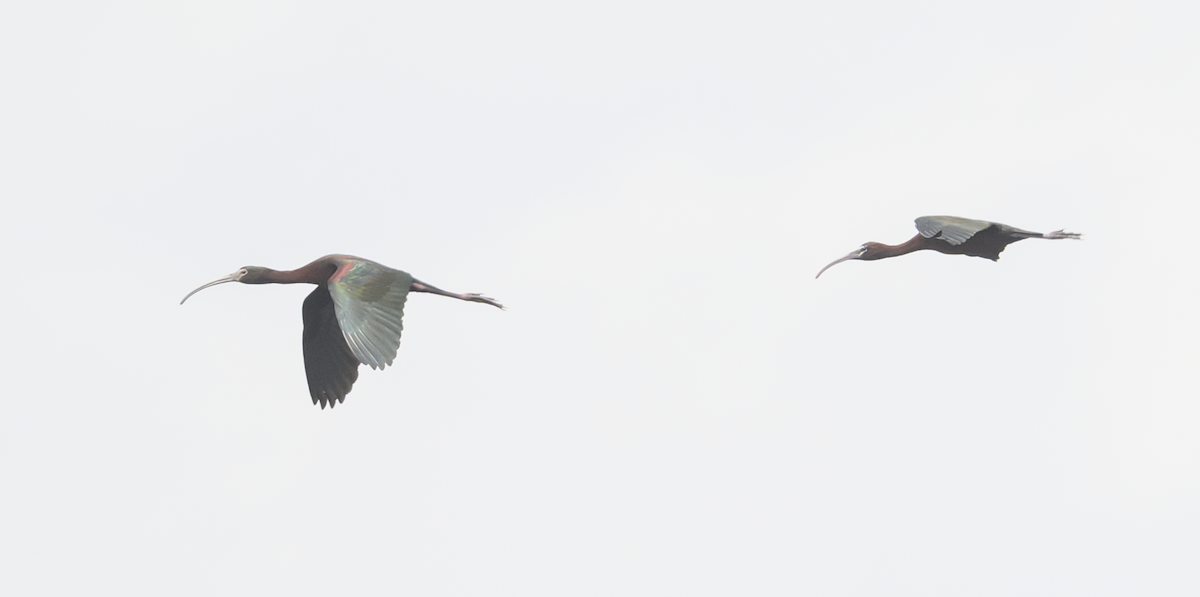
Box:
left=2, top=1, right=1197, bottom=595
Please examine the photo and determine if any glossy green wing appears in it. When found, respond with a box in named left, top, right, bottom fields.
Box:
left=302, top=285, right=360, bottom=408
left=326, top=259, right=413, bottom=370
left=915, top=215, right=994, bottom=246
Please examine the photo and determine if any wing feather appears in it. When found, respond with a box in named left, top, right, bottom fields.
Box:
left=915, top=215, right=994, bottom=246
left=326, top=259, right=413, bottom=371
left=301, top=286, right=360, bottom=408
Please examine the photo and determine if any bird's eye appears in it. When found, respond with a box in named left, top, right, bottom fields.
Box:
left=239, top=269, right=248, bottom=276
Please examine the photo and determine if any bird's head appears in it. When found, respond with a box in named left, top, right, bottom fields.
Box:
left=857, top=242, right=890, bottom=261
left=236, top=266, right=274, bottom=284
left=815, top=243, right=890, bottom=278
left=180, top=266, right=274, bottom=304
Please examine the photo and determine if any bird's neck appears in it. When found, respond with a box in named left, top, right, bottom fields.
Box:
left=264, top=260, right=337, bottom=285
left=870, top=235, right=932, bottom=260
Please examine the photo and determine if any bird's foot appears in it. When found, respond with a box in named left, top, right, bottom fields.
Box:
left=466, top=293, right=505, bottom=310
left=1045, top=229, right=1082, bottom=240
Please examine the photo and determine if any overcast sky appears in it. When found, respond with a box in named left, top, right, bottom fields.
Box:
left=2, top=1, right=1198, bottom=595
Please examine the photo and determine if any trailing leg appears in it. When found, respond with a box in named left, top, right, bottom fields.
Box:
left=999, top=224, right=1082, bottom=241
left=1041, top=229, right=1082, bottom=240
left=411, top=279, right=505, bottom=309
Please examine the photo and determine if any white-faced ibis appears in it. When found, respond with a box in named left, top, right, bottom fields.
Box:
left=182, top=255, right=503, bottom=409
left=816, top=215, right=1081, bottom=278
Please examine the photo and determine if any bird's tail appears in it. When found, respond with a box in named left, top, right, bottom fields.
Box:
left=1041, top=229, right=1082, bottom=240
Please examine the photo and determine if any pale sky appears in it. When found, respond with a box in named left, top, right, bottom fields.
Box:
left=2, top=1, right=1198, bottom=595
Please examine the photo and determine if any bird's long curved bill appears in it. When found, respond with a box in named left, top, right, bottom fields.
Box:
left=815, top=251, right=860, bottom=279
left=180, top=274, right=239, bottom=304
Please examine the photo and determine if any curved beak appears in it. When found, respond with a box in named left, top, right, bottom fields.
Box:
left=815, top=249, right=864, bottom=279
left=180, top=273, right=240, bottom=305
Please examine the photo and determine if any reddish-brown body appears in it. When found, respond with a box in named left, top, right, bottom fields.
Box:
left=182, top=255, right=503, bottom=409
left=816, top=216, right=1081, bottom=278
left=861, top=227, right=1020, bottom=262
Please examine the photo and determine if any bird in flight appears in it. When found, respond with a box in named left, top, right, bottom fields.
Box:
left=816, top=215, right=1081, bottom=278
left=182, top=254, right=503, bottom=408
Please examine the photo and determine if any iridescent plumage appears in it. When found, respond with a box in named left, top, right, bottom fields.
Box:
left=182, top=255, right=503, bottom=408
left=816, top=216, right=1081, bottom=278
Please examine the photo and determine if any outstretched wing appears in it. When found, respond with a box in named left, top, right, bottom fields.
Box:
left=302, top=285, right=360, bottom=408
left=326, top=259, right=414, bottom=371
left=915, top=215, right=994, bottom=246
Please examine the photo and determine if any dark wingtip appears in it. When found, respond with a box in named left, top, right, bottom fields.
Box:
left=312, top=392, right=338, bottom=409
